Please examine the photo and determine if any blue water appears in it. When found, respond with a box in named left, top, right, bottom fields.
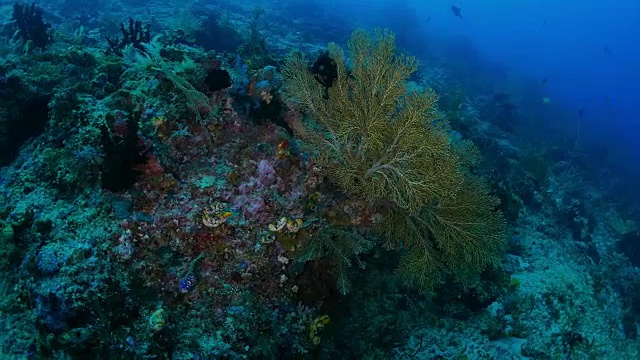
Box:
left=338, top=0, right=640, bottom=169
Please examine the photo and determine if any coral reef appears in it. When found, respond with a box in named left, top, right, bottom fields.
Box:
left=0, top=2, right=637, bottom=359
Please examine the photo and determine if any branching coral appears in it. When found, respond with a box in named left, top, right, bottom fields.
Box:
left=283, top=29, right=465, bottom=214
left=106, top=17, right=151, bottom=56
left=10, top=3, right=53, bottom=51
left=283, top=29, right=506, bottom=290
left=379, top=177, right=506, bottom=289
left=298, top=224, right=376, bottom=295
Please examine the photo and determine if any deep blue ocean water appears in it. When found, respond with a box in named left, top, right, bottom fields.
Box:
left=331, top=0, right=640, bottom=184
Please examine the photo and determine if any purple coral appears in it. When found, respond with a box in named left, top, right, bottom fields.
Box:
left=256, top=159, right=277, bottom=188
left=225, top=159, right=282, bottom=222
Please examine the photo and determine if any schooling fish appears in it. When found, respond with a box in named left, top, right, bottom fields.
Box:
left=451, top=5, right=463, bottom=19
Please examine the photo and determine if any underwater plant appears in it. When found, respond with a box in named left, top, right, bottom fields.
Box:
left=283, top=29, right=506, bottom=291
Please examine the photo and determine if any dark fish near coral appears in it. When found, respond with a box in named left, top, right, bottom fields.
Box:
left=451, top=5, right=463, bottom=19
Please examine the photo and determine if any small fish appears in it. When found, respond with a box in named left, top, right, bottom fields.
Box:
left=541, top=97, right=552, bottom=104
left=541, top=78, right=548, bottom=87
left=603, top=46, right=612, bottom=58
left=577, top=107, right=585, bottom=118
left=425, top=16, right=432, bottom=23
left=451, top=5, right=463, bottom=19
